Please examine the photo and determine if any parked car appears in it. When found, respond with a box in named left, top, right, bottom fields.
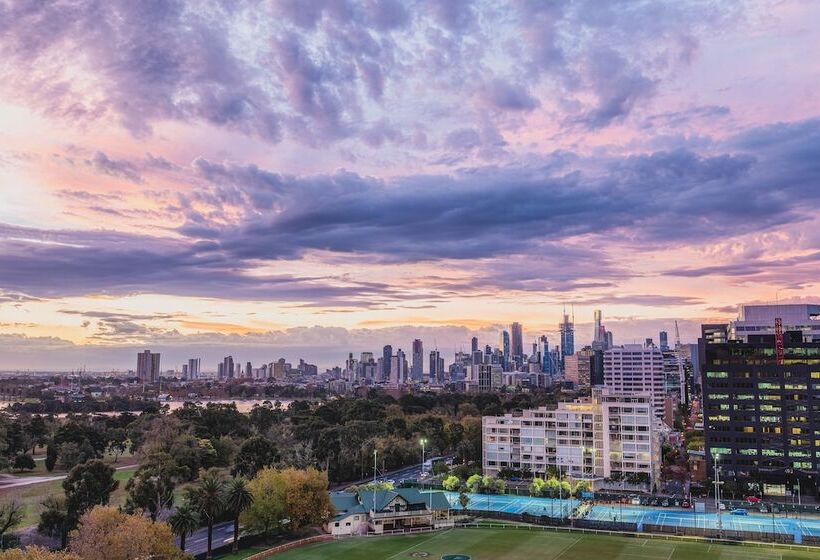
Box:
left=730, top=508, right=748, bottom=516
left=745, top=496, right=761, bottom=503
left=681, top=501, right=691, bottom=508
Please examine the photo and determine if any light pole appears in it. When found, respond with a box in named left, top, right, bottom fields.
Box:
left=420, top=438, right=431, bottom=514
left=713, top=454, right=723, bottom=539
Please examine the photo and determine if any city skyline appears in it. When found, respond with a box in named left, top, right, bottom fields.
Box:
left=1, top=1, right=819, bottom=369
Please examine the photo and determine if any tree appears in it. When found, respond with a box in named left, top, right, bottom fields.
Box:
left=57, top=443, right=80, bottom=471
left=466, top=474, right=482, bottom=493
left=186, top=470, right=225, bottom=559
left=13, top=454, right=36, bottom=472
left=442, top=475, right=460, bottom=491
left=225, top=477, right=254, bottom=553
left=44, top=442, right=58, bottom=472
left=68, top=506, right=186, bottom=560
left=458, top=488, right=470, bottom=510
left=0, top=546, right=79, bottom=560
left=106, top=429, right=127, bottom=463
left=168, top=502, right=200, bottom=552
left=0, top=502, right=24, bottom=549
left=38, top=496, right=70, bottom=549
left=529, top=477, right=547, bottom=497
left=573, top=480, right=592, bottom=497
left=63, top=460, right=118, bottom=527
left=125, top=452, right=181, bottom=520
left=233, top=435, right=278, bottom=478
left=242, top=468, right=330, bottom=540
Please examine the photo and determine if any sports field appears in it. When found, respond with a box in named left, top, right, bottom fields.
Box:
left=271, top=528, right=819, bottom=560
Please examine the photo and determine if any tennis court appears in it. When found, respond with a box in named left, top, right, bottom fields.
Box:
left=436, top=491, right=820, bottom=539
left=441, top=490, right=579, bottom=518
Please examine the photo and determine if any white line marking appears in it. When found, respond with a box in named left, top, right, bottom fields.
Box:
left=551, top=536, right=582, bottom=560
left=385, top=529, right=451, bottom=560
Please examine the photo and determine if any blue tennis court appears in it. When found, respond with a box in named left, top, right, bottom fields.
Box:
left=434, top=490, right=820, bottom=538
left=439, top=490, right=580, bottom=518
left=585, top=503, right=820, bottom=537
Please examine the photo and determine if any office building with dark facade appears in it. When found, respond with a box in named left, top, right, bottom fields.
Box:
left=700, top=309, right=820, bottom=496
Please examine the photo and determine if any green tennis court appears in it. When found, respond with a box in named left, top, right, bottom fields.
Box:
left=271, top=527, right=817, bottom=560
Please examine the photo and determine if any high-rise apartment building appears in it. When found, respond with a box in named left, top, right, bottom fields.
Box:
left=471, top=337, right=479, bottom=353
left=482, top=389, right=661, bottom=488
left=659, top=331, right=669, bottom=351
left=187, top=358, right=201, bottom=380
left=412, top=339, right=424, bottom=380
left=701, top=309, right=820, bottom=496
left=429, top=350, right=444, bottom=383
left=603, top=344, right=665, bottom=418
left=136, top=350, right=161, bottom=384
left=222, top=356, right=235, bottom=380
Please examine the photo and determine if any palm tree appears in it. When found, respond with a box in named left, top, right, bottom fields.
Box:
left=225, top=477, right=254, bottom=553
left=186, top=471, right=225, bottom=559
left=168, top=502, right=200, bottom=552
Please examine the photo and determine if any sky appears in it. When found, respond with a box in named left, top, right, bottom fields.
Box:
left=0, top=0, right=819, bottom=371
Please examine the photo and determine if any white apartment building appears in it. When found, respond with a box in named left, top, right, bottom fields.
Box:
left=604, top=344, right=665, bottom=418
left=729, top=303, right=820, bottom=342
left=482, top=390, right=661, bottom=489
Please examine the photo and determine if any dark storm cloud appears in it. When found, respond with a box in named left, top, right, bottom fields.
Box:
left=2, top=116, right=819, bottom=300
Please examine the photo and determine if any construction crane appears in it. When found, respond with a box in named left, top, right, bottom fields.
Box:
left=774, top=317, right=785, bottom=365
left=675, top=321, right=688, bottom=408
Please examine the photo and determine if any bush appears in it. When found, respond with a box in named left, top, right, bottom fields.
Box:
left=13, top=454, right=36, bottom=472
left=442, top=475, right=460, bottom=491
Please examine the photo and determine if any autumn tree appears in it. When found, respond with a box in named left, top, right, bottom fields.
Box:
left=242, top=467, right=330, bottom=540
left=68, top=506, right=186, bottom=560
left=0, top=546, right=79, bottom=560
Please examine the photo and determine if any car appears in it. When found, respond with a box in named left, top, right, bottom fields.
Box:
left=681, top=501, right=691, bottom=508
left=730, top=508, right=748, bottom=516
left=745, top=496, right=761, bottom=503
left=718, top=503, right=726, bottom=510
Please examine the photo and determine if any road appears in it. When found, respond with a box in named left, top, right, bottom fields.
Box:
left=0, top=464, right=136, bottom=491
left=182, top=521, right=234, bottom=557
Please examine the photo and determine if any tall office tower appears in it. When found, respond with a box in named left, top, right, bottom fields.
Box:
left=222, top=356, right=235, bottom=380
left=483, top=389, right=662, bottom=488
left=360, top=351, right=374, bottom=364
left=382, top=345, right=392, bottom=381
left=645, top=338, right=655, bottom=348
left=217, top=363, right=224, bottom=379
left=182, top=364, right=188, bottom=378
left=187, top=358, right=201, bottom=380
left=603, top=344, right=665, bottom=418
left=510, top=322, right=523, bottom=364
left=605, top=331, right=613, bottom=349
left=412, top=339, right=424, bottom=380
left=559, top=313, right=575, bottom=363
left=390, top=349, right=408, bottom=385
left=245, top=362, right=252, bottom=378
left=659, top=331, right=669, bottom=351
left=478, top=364, right=493, bottom=392
left=235, top=363, right=241, bottom=378
left=539, top=335, right=551, bottom=374
left=500, top=330, right=511, bottom=369
left=471, top=336, right=479, bottom=353
left=429, top=350, right=443, bottom=383
left=273, top=358, right=286, bottom=380
left=471, top=350, right=483, bottom=366
left=701, top=321, right=820, bottom=496
left=137, top=350, right=161, bottom=384
left=593, top=310, right=603, bottom=343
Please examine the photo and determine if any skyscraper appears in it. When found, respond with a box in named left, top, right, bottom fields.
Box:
left=412, top=339, right=424, bottom=380
left=382, top=344, right=392, bottom=380
left=539, top=335, right=551, bottom=375
left=471, top=336, right=479, bottom=353
left=659, top=331, right=669, bottom=351
left=593, top=310, right=602, bottom=343
left=187, top=358, right=201, bottom=380
left=137, top=350, right=161, bottom=384
left=559, top=312, right=575, bottom=362
left=500, top=330, right=511, bottom=369
left=511, top=322, right=523, bottom=364
left=222, top=356, right=234, bottom=380
left=429, top=350, right=444, bottom=383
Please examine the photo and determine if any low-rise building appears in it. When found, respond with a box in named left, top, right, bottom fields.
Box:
left=482, top=389, right=662, bottom=489
left=327, top=488, right=452, bottom=536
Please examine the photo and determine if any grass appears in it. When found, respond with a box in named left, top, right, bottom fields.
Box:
left=271, top=528, right=818, bottom=560
left=1, top=465, right=138, bottom=529
left=214, top=546, right=267, bottom=560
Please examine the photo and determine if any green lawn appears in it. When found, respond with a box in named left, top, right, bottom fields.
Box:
left=272, top=528, right=818, bottom=560
left=214, top=546, right=267, bottom=560
left=1, top=465, right=138, bottom=529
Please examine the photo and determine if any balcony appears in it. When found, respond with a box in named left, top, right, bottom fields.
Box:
left=371, top=509, right=432, bottom=520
